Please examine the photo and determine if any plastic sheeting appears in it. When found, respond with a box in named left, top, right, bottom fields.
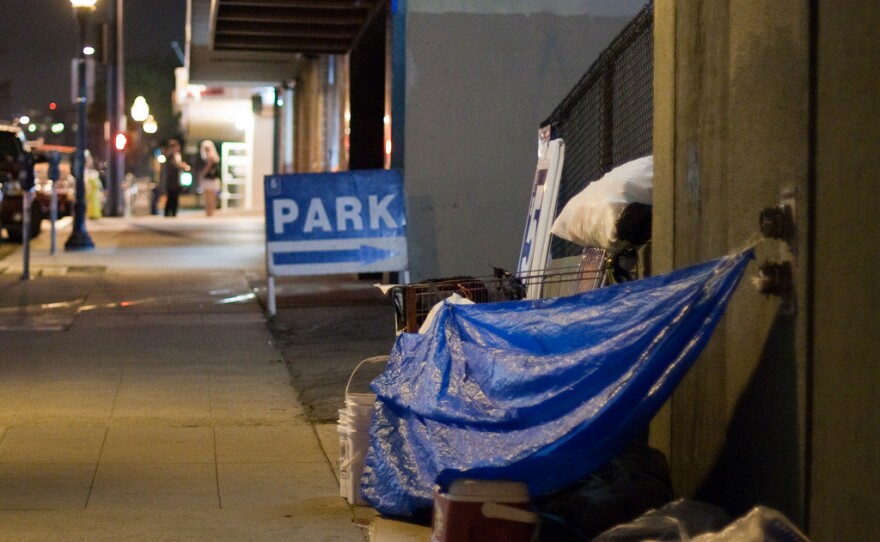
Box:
left=362, top=250, right=753, bottom=516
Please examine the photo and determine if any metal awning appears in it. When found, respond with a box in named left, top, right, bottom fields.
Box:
left=211, top=0, right=385, bottom=55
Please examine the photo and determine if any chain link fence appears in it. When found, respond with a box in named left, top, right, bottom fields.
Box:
left=544, top=2, right=654, bottom=259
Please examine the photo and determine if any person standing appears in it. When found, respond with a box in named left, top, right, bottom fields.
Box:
left=199, top=140, right=221, bottom=217
left=84, top=150, right=104, bottom=219
left=161, top=139, right=188, bottom=217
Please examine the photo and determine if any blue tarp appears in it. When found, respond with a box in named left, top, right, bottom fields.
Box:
left=362, top=250, right=753, bottom=516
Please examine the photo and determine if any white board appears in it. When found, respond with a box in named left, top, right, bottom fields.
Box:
left=517, top=126, right=565, bottom=299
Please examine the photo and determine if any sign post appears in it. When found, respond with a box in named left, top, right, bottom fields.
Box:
left=264, top=169, right=408, bottom=315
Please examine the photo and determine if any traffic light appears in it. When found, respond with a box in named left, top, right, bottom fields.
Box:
left=115, top=132, right=127, bottom=151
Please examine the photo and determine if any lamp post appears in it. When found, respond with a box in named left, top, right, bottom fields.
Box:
left=65, top=0, right=97, bottom=251
left=104, top=0, right=124, bottom=217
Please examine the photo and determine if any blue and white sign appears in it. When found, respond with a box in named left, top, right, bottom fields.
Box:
left=265, top=169, right=408, bottom=276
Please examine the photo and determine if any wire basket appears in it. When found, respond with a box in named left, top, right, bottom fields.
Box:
left=390, top=247, right=629, bottom=333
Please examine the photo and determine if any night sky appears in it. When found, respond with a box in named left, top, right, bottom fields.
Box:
left=0, top=0, right=186, bottom=120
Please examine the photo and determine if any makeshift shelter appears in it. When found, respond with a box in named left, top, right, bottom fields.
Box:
left=362, top=249, right=753, bottom=516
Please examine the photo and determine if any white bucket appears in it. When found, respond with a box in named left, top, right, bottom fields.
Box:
left=338, top=355, right=389, bottom=505
left=346, top=394, right=375, bottom=405
left=338, top=408, right=351, bottom=425
left=337, top=424, right=350, bottom=499
left=345, top=402, right=375, bottom=423
left=341, top=426, right=372, bottom=505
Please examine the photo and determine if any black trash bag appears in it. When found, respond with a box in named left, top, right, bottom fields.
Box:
left=616, top=202, right=653, bottom=247
left=535, top=443, right=674, bottom=541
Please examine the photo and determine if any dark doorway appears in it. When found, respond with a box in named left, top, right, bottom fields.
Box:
left=348, top=9, right=387, bottom=170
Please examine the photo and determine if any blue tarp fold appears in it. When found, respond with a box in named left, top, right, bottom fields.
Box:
left=362, top=250, right=753, bottom=516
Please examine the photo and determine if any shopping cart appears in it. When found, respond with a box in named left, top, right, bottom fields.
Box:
left=389, top=246, right=646, bottom=333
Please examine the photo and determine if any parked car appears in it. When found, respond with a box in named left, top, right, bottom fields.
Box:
left=0, top=124, right=74, bottom=241
left=0, top=122, right=28, bottom=184
left=33, top=144, right=76, bottom=217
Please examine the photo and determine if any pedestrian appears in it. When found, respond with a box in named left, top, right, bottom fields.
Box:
left=199, top=140, right=220, bottom=216
left=161, top=138, right=188, bottom=217
left=84, top=150, right=104, bottom=219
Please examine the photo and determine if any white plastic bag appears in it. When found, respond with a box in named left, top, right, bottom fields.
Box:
left=592, top=499, right=730, bottom=542
left=550, top=155, right=653, bottom=251
left=692, top=506, right=810, bottom=542
left=417, top=293, right=474, bottom=334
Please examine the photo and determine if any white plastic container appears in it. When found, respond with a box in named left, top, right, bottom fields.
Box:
left=337, top=424, right=350, bottom=499
left=337, top=355, right=389, bottom=505
left=340, top=426, right=372, bottom=505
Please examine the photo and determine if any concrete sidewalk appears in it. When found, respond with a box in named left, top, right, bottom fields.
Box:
left=0, top=213, right=378, bottom=540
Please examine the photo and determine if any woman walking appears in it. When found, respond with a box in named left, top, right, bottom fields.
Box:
left=199, top=140, right=221, bottom=216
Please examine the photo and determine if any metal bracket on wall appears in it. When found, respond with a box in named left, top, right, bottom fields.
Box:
left=756, top=188, right=797, bottom=314
left=755, top=261, right=793, bottom=298
left=759, top=204, right=793, bottom=241
left=759, top=189, right=796, bottom=251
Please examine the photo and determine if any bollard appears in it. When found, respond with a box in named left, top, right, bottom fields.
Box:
left=50, top=179, right=58, bottom=255
left=48, top=150, right=61, bottom=255
left=21, top=190, right=32, bottom=280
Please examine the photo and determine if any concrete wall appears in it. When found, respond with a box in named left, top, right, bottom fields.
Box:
left=653, top=0, right=810, bottom=524
left=402, top=1, right=645, bottom=280
left=810, top=1, right=880, bottom=539
left=654, top=0, right=879, bottom=536
left=295, top=60, right=324, bottom=173
left=249, top=113, right=274, bottom=210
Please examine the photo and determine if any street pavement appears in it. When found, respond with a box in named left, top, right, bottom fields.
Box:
left=0, top=211, right=399, bottom=541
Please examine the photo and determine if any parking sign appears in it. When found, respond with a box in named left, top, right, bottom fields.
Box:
left=265, top=169, right=408, bottom=276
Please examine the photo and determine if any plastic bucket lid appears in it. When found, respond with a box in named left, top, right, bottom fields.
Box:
left=338, top=416, right=354, bottom=427
left=348, top=418, right=371, bottom=429
left=340, top=424, right=370, bottom=436
left=440, top=480, right=530, bottom=503
left=346, top=429, right=370, bottom=442
left=346, top=397, right=375, bottom=407
left=346, top=392, right=376, bottom=406
left=345, top=403, right=374, bottom=416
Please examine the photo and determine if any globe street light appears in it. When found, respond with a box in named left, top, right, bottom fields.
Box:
left=131, top=95, right=149, bottom=122
left=143, top=115, right=158, bottom=134
left=65, top=0, right=98, bottom=251
left=130, top=96, right=150, bottom=175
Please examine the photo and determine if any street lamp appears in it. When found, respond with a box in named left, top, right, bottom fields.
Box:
left=131, top=95, right=149, bottom=122
left=130, top=96, right=150, bottom=175
left=143, top=115, right=158, bottom=134
left=65, top=0, right=98, bottom=251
